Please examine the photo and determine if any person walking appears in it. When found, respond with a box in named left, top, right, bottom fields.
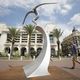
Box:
left=71, top=42, right=78, bottom=69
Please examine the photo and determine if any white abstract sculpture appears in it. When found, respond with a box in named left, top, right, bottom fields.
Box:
left=23, top=26, right=51, bottom=78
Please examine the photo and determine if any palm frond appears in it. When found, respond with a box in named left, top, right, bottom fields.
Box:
left=24, top=24, right=35, bottom=36
left=8, top=27, right=20, bottom=42
left=53, top=28, right=63, bottom=40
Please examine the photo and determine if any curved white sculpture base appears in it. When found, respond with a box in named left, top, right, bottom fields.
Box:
left=23, top=26, right=51, bottom=78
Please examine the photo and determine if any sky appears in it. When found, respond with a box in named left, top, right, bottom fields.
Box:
left=0, top=0, right=80, bottom=41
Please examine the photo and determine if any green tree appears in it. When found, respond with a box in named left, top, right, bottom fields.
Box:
left=8, top=27, right=20, bottom=56
left=53, top=28, right=63, bottom=57
left=24, top=24, right=35, bottom=54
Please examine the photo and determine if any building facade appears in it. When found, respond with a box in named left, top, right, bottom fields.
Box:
left=62, top=27, right=80, bottom=56
left=0, top=24, right=57, bottom=56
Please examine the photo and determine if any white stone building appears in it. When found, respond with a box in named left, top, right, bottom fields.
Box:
left=62, top=27, right=80, bottom=56
left=0, top=24, right=57, bottom=56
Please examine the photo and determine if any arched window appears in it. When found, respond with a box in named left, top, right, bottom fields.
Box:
left=21, top=47, right=26, bottom=56
left=30, top=47, right=35, bottom=52
left=37, top=47, right=42, bottom=53
left=36, top=47, right=42, bottom=57
left=5, top=47, right=10, bottom=53
left=51, top=48, right=55, bottom=57
left=14, top=47, right=18, bottom=52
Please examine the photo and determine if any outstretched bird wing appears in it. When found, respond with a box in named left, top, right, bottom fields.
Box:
left=34, top=3, right=57, bottom=10
left=23, top=11, right=34, bottom=24
left=23, top=3, right=57, bottom=24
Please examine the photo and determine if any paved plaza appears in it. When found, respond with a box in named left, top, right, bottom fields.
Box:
left=51, top=57, right=80, bottom=79
left=0, top=57, right=80, bottom=80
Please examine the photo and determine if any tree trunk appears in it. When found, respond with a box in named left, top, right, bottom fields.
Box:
left=28, top=35, right=31, bottom=54
left=57, top=40, right=60, bottom=57
left=11, top=42, right=14, bottom=56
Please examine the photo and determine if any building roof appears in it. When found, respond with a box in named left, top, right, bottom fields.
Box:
left=0, top=24, right=8, bottom=33
left=0, top=23, right=57, bottom=33
left=62, top=27, right=80, bottom=44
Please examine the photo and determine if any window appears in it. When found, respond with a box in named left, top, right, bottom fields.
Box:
left=21, top=33, right=27, bottom=43
left=15, top=34, right=20, bottom=43
left=31, top=34, right=35, bottom=43
left=6, top=33, right=11, bottom=43
left=37, top=34, right=43, bottom=43
left=0, top=34, right=1, bottom=37
left=49, top=34, right=54, bottom=43
left=6, top=33, right=20, bottom=43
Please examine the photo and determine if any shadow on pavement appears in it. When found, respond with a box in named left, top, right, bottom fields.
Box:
left=63, top=67, right=73, bottom=69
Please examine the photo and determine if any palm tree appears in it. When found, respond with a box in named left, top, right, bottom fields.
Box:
left=24, top=24, right=35, bottom=54
left=53, top=28, right=63, bottom=57
left=8, top=27, right=20, bottom=56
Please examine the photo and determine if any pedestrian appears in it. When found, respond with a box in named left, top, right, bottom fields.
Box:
left=71, top=42, right=77, bottom=69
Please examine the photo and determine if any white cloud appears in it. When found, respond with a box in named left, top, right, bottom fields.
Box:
left=38, top=0, right=73, bottom=17
left=57, top=24, right=72, bottom=42
left=0, top=0, right=31, bottom=8
left=39, top=5, right=56, bottom=16
left=0, top=0, right=26, bottom=15
left=64, top=4, right=71, bottom=10
left=59, top=4, right=72, bottom=14
left=0, top=0, right=73, bottom=16
left=70, top=13, right=80, bottom=24
left=37, top=19, right=51, bottom=27
left=0, top=0, right=37, bottom=15
left=68, top=13, right=80, bottom=28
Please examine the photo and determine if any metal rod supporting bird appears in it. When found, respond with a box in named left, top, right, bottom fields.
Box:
left=22, top=3, right=57, bottom=24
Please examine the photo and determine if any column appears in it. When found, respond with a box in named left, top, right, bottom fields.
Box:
left=27, top=35, right=29, bottom=53
left=20, top=33, right=22, bottom=44
left=18, top=46, right=21, bottom=56
left=34, top=33, right=37, bottom=51
left=0, top=32, right=7, bottom=52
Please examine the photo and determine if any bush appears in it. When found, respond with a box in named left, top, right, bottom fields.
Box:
left=0, top=52, right=2, bottom=57
left=0, top=52, right=8, bottom=57
left=30, top=50, right=37, bottom=59
left=13, top=51, right=20, bottom=57
left=24, top=53, right=31, bottom=59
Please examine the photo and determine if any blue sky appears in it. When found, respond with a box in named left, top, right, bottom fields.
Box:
left=0, top=0, right=80, bottom=40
